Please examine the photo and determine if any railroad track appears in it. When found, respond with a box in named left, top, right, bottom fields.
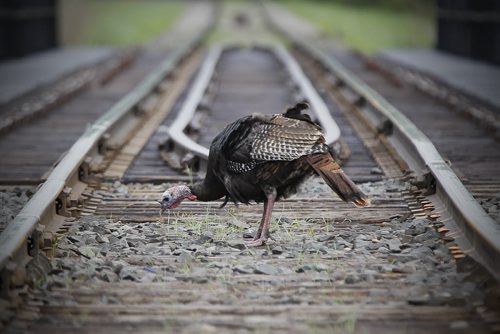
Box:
left=1, top=2, right=500, bottom=333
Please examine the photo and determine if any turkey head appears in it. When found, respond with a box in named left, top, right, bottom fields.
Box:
left=159, top=185, right=197, bottom=213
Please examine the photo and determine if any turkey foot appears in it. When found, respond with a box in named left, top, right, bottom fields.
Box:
left=245, top=224, right=268, bottom=247
left=246, top=190, right=276, bottom=247
left=245, top=237, right=267, bottom=247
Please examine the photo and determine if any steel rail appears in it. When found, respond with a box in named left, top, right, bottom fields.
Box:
left=274, top=45, right=340, bottom=144
left=166, top=44, right=341, bottom=167
left=296, top=42, right=500, bottom=281
left=0, top=36, right=205, bottom=277
left=264, top=10, right=500, bottom=280
left=166, top=46, right=223, bottom=159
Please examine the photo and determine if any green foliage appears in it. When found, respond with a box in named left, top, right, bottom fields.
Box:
left=302, top=0, right=434, bottom=12
left=278, top=0, right=435, bottom=54
left=61, top=0, right=185, bottom=46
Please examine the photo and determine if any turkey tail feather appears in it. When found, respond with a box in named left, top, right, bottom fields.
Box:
left=306, top=154, right=370, bottom=207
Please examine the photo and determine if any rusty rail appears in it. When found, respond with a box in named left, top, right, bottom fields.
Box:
left=0, top=35, right=207, bottom=292
left=166, top=46, right=222, bottom=160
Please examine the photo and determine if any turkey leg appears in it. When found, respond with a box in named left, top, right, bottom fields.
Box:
left=246, top=191, right=277, bottom=247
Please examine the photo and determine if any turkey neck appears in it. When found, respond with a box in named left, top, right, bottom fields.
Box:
left=189, top=173, right=226, bottom=202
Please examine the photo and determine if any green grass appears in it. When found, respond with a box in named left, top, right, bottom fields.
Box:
left=60, top=0, right=185, bottom=46
left=278, top=0, right=435, bottom=54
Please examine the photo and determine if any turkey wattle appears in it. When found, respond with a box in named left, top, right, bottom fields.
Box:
left=159, top=102, right=370, bottom=246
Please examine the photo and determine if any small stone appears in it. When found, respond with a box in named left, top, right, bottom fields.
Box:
left=423, top=239, right=437, bottom=249
left=177, top=251, right=195, bottom=265
left=119, top=267, right=138, bottom=281
left=318, top=246, right=329, bottom=254
left=206, top=246, right=220, bottom=255
left=72, top=267, right=95, bottom=282
left=191, top=276, right=209, bottom=284
left=313, top=263, right=328, bottom=272
left=332, top=271, right=346, bottom=281
left=410, top=245, right=433, bottom=259
left=78, top=246, right=95, bottom=258
left=108, top=235, right=120, bottom=244
left=296, top=264, right=312, bottom=273
left=378, top=246, right=389, bottom=253
left=384, top=238, right=402, bottom=252
left=233, top=265, right=254, bottom=274
left=433, top=245, right=451, bottom=260
left=227, top=240, right=246, bottom=250
left=392, top=265, right=415, bottom=274
left=304, top=241, right=321, bottom=253
left=209, top=262, right=228, bottom=269
left=366, top=243, right=384, bottom=251
left=96, top=234, right=109, bottom=243
left=413, top=230, right=439, bottom=243
left=67, top=235, right=81, bottom=243
left=354, top=238, right=371, bottom=249
left=139, top=272, right=156, bottom=283
left=243, top=231, right=254, bottom=239
left=387, top=254, right=412, bottom=263
left=404, top=219, right=430, bottom=236
left=278, top=217, right=293, bottom=225
left=407, top=272, right=428, bottom=285
left=317, top=235, right=335, bottom=242
left=114, top=237, right=129, bottom=249
left=253, top=263, right=279, bottom=275
left=127, top=240, right=138, bottom=248
left=111, top=260, right=127, bottom=274
left=379, top=230, right=390, bottom=237
left=271, top=246, right=283, bottom=255
left=186, top=243, right=201, bottom=252
left=407, top=292, right=430, bottom=305
left=370, top=167, right=383, bottom=175
left=401, top=235, right=412, bottom=244
left=197, top=232, right=213, bottom=244
left=344, top=274, right=358, bottom=284
left=100, top=270, right=118, bottom=283
left=99, top=244, right=110, bottom=256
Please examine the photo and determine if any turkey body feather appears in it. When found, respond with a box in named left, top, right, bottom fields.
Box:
left=203, top=110, right=327, bottom=205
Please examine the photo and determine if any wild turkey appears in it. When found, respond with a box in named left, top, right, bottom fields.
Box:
left=159, top=102, right=370, bottom=246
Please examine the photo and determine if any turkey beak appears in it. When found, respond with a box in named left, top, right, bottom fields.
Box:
left=160, top=202, right=168, bottom=214
left=157, top=199, right=168, bottom=214
left=159, top=198, right=177, bottom=213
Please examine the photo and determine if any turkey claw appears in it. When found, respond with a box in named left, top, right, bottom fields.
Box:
left=245, top=238, right=267, bottom=247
